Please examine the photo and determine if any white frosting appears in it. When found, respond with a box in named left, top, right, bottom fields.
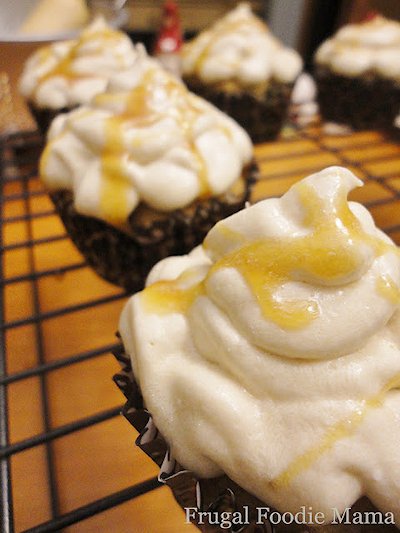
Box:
left=19, top=18, right=139, bottom=109
left=182, top=3, right=302, bottom=87
left=289, top=73, right=318, bottom=126
left=119, top=166, right=400, bottom=522
left=40, top=50, right=253, bottom=225
left=291, top=72, right=317, bottom=105
left=315, top=16, right=400, bottom=80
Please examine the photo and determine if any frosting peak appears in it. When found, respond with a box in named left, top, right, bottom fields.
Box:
left=119, top=167, right=400, bottom=522
left=182, top=3, right=302, bottom=88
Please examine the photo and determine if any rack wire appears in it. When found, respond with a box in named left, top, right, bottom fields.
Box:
left=0, top=123, right=399, bottom=532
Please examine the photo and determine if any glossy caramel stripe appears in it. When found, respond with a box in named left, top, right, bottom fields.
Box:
left=141, top=179, right=399, bottom=326
left=37, top=29, right=125, bottom=84
left=96, top=69, right=214, bottom=222
left=272, top=373, right=400, bottom=489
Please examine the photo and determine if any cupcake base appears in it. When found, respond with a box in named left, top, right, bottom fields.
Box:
left=49, top=162, right=257, bottom=292
left=28, top=103, right=75, bottom=136
left=184, top=78, right=293, bottom=143
left=315, top=69, right=400, bottom=132
left=113, top=345, right=398, bottom=533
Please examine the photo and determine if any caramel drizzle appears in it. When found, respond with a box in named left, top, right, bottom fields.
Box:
left=96, top=69, right=213, bottom=222
left=141, top=180, right=399, bottom=326
left=100, top=116, right=130, bottom=224
left=271, top=373, right=400, bottom=489
left=142, top=268, right=205, bottom=315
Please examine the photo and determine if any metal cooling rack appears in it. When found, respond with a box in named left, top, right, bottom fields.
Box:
left=0, top=124, right=399, bottom=532
left=0, top=130, right=160, bottom=533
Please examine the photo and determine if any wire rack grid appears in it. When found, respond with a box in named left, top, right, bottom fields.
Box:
left=0, top=124, right=400, bottom=532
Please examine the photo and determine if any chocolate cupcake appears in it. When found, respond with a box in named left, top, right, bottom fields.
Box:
left=181, top=3, right=302, bottom=143
left=39, top=48, right=256, bottom=292
left=115, top=166, right=400, bottom=531
left=314, top=15, right=400, bottom=132
left=18, top=17, right=139, bottom=134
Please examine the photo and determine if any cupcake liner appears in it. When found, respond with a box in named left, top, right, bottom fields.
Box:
left=184, top=78, right=293, bottom=143
left=315, top=69, right=400, bottom=132
left=49, top=162, right=257, bottom=292
left=113, top=344, right=397, bottom=533
left=113, top=345, right=275, bottom=533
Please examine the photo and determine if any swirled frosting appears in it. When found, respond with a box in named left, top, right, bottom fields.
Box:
left=19, top=17, right=139, bottom=109
left=182, top=3, right=302, bottom=90
left=315, top=15, right=400, bottom=80
left=40, top=50, right=253, bottom=225
left=119, top=166, right=400, bottom=522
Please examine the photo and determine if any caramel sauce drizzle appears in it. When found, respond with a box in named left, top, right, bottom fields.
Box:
left=142, top=268, right=205, bottom=315
left=101, top=116, right=129, bottom=224
left=271, top=373, right=400, bottom=489
left=96, top=70, right=214, bottom=222
left=36, top=28, right=125, bottom=89
left=141, top=179, right=399, bottom=325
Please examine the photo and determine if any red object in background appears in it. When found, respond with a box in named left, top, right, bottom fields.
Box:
left=154, top=1, right=183, bottom=55
left=363, top=10, right=380, bottom=21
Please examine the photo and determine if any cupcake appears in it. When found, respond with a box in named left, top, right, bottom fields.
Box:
left=39, top=47, right=256, bottom=292
left=116, top=166, right=400, bottom=531
left=19, top=17, right=138, bottom=134
left=182, top=3, right=303, bottom=143
left=314, top=15, right=400, bottom=132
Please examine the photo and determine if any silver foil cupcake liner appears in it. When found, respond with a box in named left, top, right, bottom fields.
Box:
left=113, top=344, right=397, bottom=533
